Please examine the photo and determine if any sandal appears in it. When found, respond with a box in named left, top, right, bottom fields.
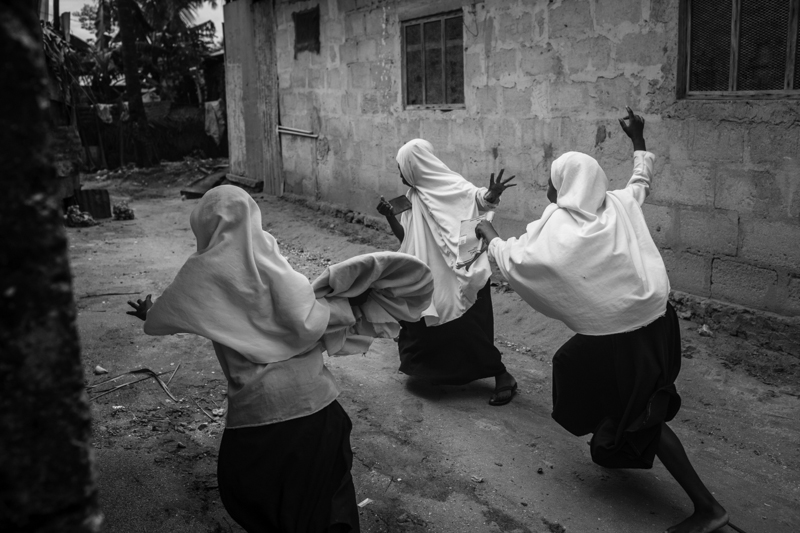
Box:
left=488, top=382, right=517, bottom=406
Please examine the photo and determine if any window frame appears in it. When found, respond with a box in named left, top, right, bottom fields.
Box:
left=678, top=0, right=800, bottom=100
left=401, top=10, right=466, bottom=110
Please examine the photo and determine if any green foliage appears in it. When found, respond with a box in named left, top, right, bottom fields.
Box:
left=41, top=22, right=81, bottom=104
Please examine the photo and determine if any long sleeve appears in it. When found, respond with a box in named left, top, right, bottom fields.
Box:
left=475, top=186, right=499, bottom=211
left=626, top=151, right=655, bottom=206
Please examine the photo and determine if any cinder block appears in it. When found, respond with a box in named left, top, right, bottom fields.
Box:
left=642, top=203, right=674, bottom=249
left=308, top=68, right=325, bottom=89
left=452, top=118, right=484, bottom=149
left=323, top=21, right=345, bottom=43
left=590, top=76, right=640, bottom=113
left=341, top=92, right=359, bottom=114
left=339, top=42, right=358, bottom=65
left=398, top=119, right=420, bottom=143
left=562, top=37, right=611, bottom=73
left=677, top=208, right=738, bottom=256
left=550, top=82, right=588, bottom=113
left=465, top=53, right=485, bottom=87
left=483, top=117, right=520, bottom=150
left=739, top=218, right=800, bottom=271
left=348, top=62, right=373, bottom=89
left=714, top=167, right=780, bottom=217
left=290, top=67, right=307, bottom=89
left=615, top=31, right=667, bottom=66
left=352, top=118, right=375, bottom=142
left=748, top=124, right=800, bottom=164
left=502, top=87, right=532, bottom=116
left=365, top=11, right=384, bottom=37
left=345, top=12, right=365, bottom=38
left=420, top=120, right=450, bottom=149
left=595, top=0, right=641, bottom=26
left=276, top=28, right=290, bottom=50
left=326, top=68, right=343, bottom=90
left=497, top=10, right=533, bottom=42
left=361, top=92, right=380, bottom=114
left=357, top=39, right=376, bottom=62
left=649, top=162, right=714, bottom=207
left=489, top=49, right=517, bottom=81
left=476, top=86, right=498, bottom=115
left=686, top=120, right=745, bottom=163
left=370, top=63, right=392, bottom=91
left=549, top=0, right=593, bottom=40
left=662, top=249, right=710, bottom=297
left=520, top=43, right=562, bottom=77
left=338, top=0, right=356, bottom=14
left=711, top=258, right=778, bottom=309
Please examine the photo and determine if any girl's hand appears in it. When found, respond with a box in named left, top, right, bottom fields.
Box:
left=376, top=196, right=395, bottom=218
left=618, top=106, right=646, bottom=151
left=127, top=294, right=153, bottom=321
left=485, top=169, right=517, bottom=204
left=475, top=219, right=499, bottom=243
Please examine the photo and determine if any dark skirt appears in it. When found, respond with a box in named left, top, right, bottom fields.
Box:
left=398, top=281, right=506, bottom=385
left=217, top=400, right=360, bottom=533
left=551, top=303, right=682, bottom=469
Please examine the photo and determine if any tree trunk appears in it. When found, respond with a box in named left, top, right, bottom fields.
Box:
left=115, top=0, right=157, bottom=167
left=0, top=2, right=101, bottom=532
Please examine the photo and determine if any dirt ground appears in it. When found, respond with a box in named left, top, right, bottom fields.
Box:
left=70, top=164, right=799, bottom=533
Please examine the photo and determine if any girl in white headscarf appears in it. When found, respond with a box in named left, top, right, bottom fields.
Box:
left=477, top=109, right=729, bottom=533
left=127, top=185, right=433, bottom=533
left=377, top=139, right=518, bottom=405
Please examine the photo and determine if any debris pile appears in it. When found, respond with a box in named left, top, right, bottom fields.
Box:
left=113, top=201, right=135, bottom=220
left=64, top=205, right=98, bottom=227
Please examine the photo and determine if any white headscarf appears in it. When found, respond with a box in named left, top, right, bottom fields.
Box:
left=396, top=139, right=493, bottom=325
left=144, top=185, right=331, bottom=363
left=489, top=152, right=669, bottom=335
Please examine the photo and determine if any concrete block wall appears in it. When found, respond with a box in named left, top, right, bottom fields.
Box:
left=274, top=0, right=800, bottom=317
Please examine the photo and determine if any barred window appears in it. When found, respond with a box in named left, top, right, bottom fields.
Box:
left=679, top=0, right=800, bottom=98
left=402, top=12, right=465, bottom=108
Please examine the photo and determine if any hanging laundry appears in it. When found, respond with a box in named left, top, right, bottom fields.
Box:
left=204, top=100, right=226, bottom=145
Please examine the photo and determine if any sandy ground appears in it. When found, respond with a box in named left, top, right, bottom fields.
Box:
left=70, top=165, right=800, bottom=533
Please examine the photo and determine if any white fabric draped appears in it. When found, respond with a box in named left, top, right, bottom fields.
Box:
left=396, top=139, right=495, bottom=326
left=144, top=185, right=331, bottom=363
left=488, top=151, right=669, bottom=335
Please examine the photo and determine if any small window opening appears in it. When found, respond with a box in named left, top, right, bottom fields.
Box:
left=293, top=5, right=320, bottom=58
left=403, top=11, right=465, bottom=108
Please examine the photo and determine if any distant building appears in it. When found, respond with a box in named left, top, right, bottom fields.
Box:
left=223, top=0, right=800, bottom=318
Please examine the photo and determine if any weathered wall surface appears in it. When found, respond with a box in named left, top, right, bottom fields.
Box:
left=273, top=0, right=800, bottom=317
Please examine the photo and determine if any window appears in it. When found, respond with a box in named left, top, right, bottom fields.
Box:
left=402, top=12, right=465, bottom=108
left=678, top=0, right=800, bottom=98
left=293, top=5, right=320, bottom=58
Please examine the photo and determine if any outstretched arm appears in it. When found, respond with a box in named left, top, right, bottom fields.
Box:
left=483, top=169, right=517, bottom=205
left=377, top=197, right=405, bottom=243
left=126, top=294, right=153, bottom=321
left=618, top=107, right=653, bottom=205
left=619, top=105, right=646, bottom=152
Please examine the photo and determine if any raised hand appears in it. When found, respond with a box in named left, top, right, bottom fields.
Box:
left=618, top=106, right=646, bottom=151
left=376, top=196, right=394, bottom=218
left=127, top=294, right=153, bottom=321
left=485, top=169, right=517, bottom=204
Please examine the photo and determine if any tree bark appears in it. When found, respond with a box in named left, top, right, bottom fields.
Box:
left=0, top=2, right=101, bottom=532
left=115, top=0, right=157, bottom=167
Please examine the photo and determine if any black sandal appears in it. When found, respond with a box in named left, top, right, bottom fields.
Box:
left=488, top=382, right=517, bottom=406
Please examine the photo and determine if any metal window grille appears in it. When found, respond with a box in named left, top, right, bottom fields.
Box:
left=681, top=0, right=800, bottom=98
left=403, top=12, right=464, bottom=108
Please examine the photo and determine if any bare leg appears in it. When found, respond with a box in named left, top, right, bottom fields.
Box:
left=656, top=423, right=728, bottom=533
left=490, top=371, right=517, bottom=405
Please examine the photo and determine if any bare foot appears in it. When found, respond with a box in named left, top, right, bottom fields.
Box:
left=665, top=505, right=728, bottom=533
